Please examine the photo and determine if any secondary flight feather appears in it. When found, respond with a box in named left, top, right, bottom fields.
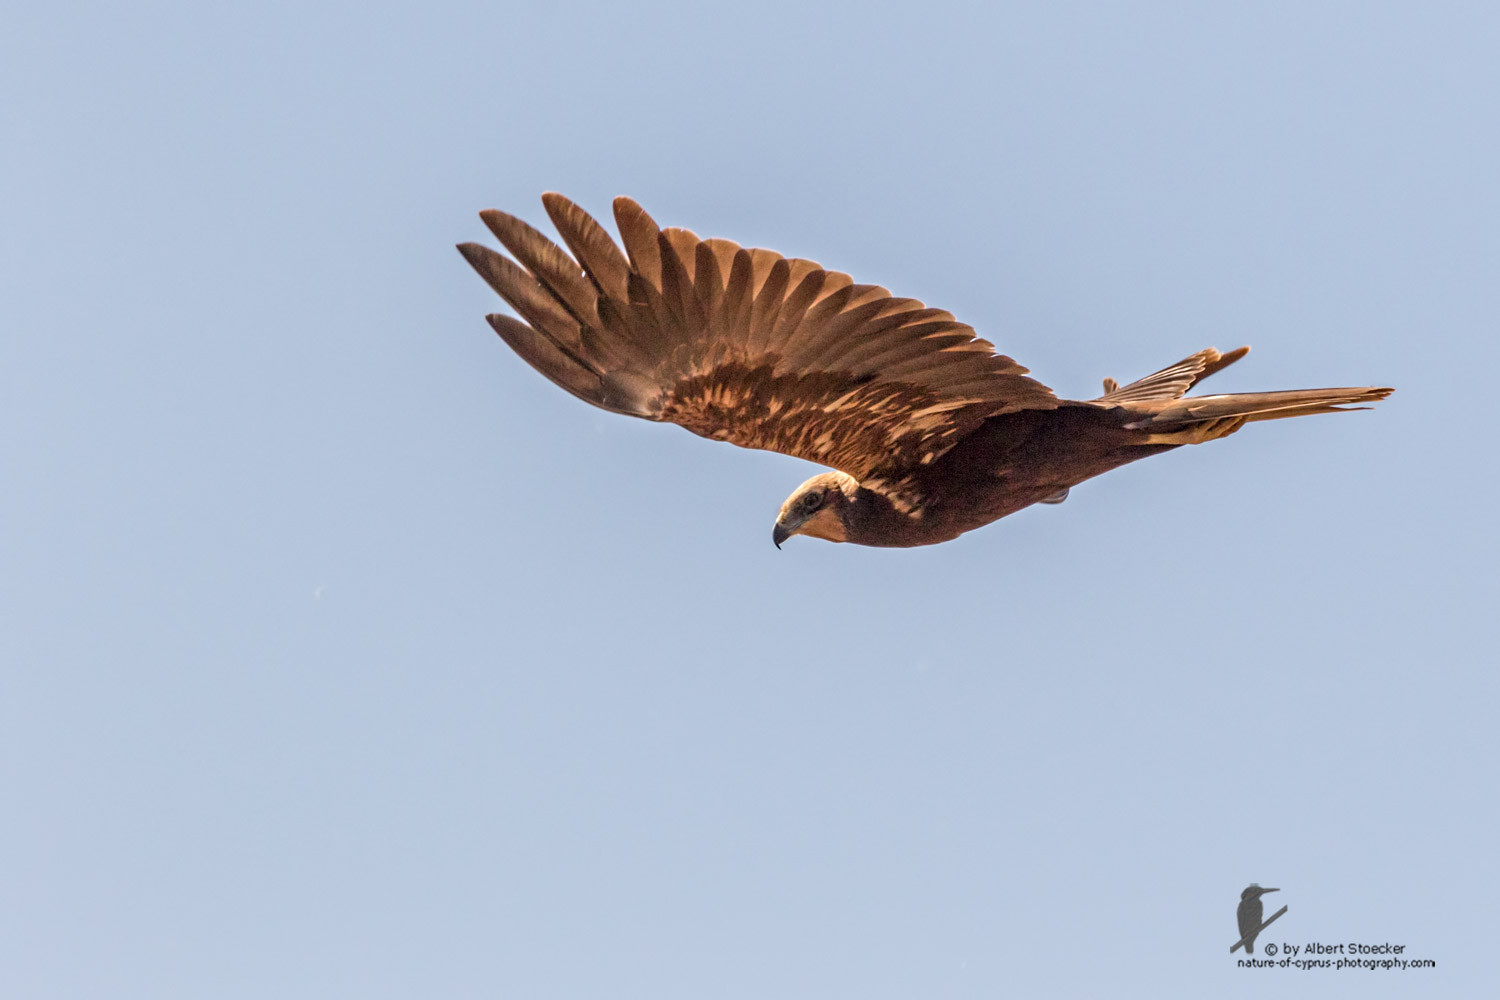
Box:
left=459, top=194, right=1391, bottom=548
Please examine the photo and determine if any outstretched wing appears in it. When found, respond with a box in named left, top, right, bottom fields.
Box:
left=458, top=193, right=1058, bottom=481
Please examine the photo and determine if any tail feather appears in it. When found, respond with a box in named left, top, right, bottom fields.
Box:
left=1100, top=347, right=1393, bottom=440
left=1123, top=386, right=1394, bottom=430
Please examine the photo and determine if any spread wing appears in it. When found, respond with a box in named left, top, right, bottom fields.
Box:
left=458, top=193, right=1058, bottom=481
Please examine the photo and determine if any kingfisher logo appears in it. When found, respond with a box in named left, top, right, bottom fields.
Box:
left=1228, top=884, right=1434, bottom=971
left=1231, top=884, right=1287, bottom=953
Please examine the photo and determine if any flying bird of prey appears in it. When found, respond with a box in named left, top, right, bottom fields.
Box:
left=458, top=194, right=1391, bottom=549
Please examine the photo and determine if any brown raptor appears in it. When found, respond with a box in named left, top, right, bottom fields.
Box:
left=459, top=194, right=1391, bottom=548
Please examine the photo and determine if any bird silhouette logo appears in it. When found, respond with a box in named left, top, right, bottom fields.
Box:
left=1232, top=884, right=1288, bottom=953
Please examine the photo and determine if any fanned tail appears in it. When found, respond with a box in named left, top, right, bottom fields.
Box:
left=1098, top=347, right=1392, bottom=445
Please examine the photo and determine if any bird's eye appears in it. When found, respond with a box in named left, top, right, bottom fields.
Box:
left=803, top=491, right=822, bottom=509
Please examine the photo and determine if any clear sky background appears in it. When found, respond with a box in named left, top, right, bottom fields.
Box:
left=4, top=2, right=1496, bottom=997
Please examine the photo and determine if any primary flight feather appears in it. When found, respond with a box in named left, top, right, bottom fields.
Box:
left=458, top=194, right=1391, bottom=548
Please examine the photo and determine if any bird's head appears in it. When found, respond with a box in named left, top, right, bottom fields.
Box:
left=1241, top=885, right=1279, bottom=901
left=772, top=472, right=859, bottom=548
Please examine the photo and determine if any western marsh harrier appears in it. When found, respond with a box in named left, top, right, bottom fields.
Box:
left=459, top=195, right=1390, bottom=548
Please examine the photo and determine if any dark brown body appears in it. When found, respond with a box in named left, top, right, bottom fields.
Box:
left=840, top=405, right=1174, bottom=547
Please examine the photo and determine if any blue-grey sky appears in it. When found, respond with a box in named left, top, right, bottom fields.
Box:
left=4, top=1, right=1496, bottom=997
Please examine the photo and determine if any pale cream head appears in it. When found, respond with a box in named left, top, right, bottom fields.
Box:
left=772, top=471, right=859, bottom=547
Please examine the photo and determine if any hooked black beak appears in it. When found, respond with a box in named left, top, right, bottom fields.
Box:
left=772, top=522, right=791, bottom=549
